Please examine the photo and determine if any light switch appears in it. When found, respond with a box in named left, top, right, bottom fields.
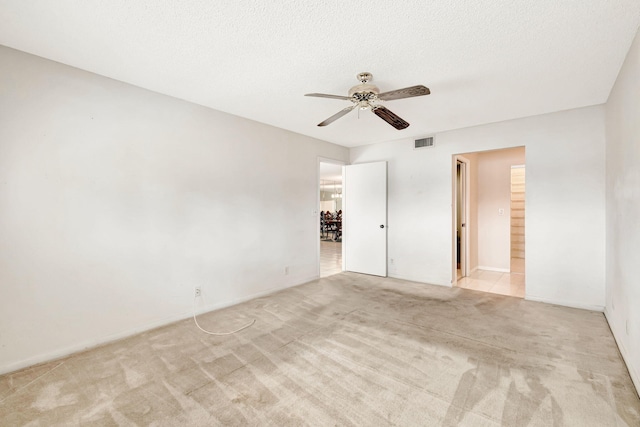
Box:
left=498, top=208, right=505, bottom=216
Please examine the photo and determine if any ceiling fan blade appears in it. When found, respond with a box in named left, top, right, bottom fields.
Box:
left=377, top=85, right=430, bottom=101
left=373, top=106, right=410, bottom=130
left=317, top=105, right=357, bottom=126
left=305, top=93, right=353, bottom=101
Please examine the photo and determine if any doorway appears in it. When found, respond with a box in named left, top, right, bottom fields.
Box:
left=319, top=161, right=343, bottom=277
left=453, top=147, right=526, bottom=298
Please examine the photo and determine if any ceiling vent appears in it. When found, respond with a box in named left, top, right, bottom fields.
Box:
left=414, top=136, right=434, bottom=149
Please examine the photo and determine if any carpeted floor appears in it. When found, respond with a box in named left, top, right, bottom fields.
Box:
left=1, top=273, right=639, bottom=426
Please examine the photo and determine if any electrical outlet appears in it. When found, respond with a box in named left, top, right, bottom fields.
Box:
left=195, top=287, right=201, bottom=297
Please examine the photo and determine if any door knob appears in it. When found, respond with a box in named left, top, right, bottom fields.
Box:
left=380, top=225, right=385, bottom=228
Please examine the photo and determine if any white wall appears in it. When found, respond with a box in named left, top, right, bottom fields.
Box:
left=0, top=46, right=348, bottom=374
left=476, top=148, right=525, bottom=271
left=604, top=26, right=640, bottom=393
left=351, top=105, right=606, bottom=310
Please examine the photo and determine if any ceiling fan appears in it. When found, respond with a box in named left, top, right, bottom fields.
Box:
left=305, top=72, right=430, bottom=130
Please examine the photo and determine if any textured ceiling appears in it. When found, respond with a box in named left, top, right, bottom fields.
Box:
left=1, top=1, right=639, bottom=147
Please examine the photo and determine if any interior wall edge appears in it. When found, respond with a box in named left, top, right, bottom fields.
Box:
left=603, top=23, right=640, bottom=399
left=604, top=309, right=640, bottom=396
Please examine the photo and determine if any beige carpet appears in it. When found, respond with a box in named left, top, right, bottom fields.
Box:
left=1, top=273, right=639, bottom=426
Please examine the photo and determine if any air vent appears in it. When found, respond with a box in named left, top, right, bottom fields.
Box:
left=414, top=137, right=434, bottom=149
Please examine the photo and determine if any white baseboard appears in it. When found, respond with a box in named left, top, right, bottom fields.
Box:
left=193, top=274, right=318, bottom=316
left=604, top=308, right=640, bottom=396
left=524, top=294, right=604, bottom=312
left=0, top=313, right=197, bottom=376
left=476, top=266, right=511, bottom=273
left=388, top=272, right=450, bottom=288
left=0, top=275, right=318, bottom=376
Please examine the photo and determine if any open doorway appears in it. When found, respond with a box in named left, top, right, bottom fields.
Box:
left=319, top=161, right=343, bottom=277
left=453, top=147, right=526, bottom=298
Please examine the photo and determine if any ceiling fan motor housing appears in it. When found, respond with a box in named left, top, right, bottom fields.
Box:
left=348, top=83, right=379, bottom=102
left=350, top=72, right=379, bottom=105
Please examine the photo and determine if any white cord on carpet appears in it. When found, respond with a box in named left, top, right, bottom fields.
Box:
left=193, top=297, right=255, bottom=335
left=0, top=361, right=65, bottom=403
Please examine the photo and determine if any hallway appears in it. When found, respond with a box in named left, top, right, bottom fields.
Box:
left=456, top=262, right=525, bottom=298
left=320, top=240, right=342, bottom=277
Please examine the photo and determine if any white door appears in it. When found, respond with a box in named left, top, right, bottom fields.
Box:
left=343, top=162, right=387, bottom=276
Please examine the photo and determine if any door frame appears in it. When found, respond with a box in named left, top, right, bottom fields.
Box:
left=317, top=157, right=346, bottom=277
left=453, top=155, right=471, bottom=283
